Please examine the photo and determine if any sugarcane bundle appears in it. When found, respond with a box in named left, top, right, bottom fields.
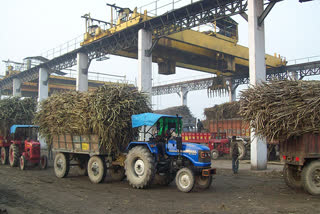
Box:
left=34, top=84, right=151, bottom=154
left=154, top=105, right=196, bottom=127
left=204, top=101, right=240, bottom=121
left=239, top=80, right=320, bottom=141
left=0, top=97, right=37, bottom=136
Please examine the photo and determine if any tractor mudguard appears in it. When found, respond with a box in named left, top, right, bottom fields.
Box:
left=126, top=142, right=159, bottom=154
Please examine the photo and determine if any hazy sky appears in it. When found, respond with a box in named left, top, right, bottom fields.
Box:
left=1, top=0, right=320, bottom=119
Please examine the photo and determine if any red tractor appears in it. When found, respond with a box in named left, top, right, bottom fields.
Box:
left=0, top=125, right=47, bottom=170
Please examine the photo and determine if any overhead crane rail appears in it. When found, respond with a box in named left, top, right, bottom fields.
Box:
left=0, top=0, right=247, bottom=90
left=152, top=60, right=320, bottom=96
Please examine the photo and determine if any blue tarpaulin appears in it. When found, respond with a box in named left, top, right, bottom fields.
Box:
left=10, top=125, right=39, bottom=134
left=131, top=113, right=181, bottom=128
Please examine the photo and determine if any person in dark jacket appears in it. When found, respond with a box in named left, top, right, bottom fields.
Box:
left=231, top=142, right=240, bottom=174
left=197, top=119, right=203, bottom=133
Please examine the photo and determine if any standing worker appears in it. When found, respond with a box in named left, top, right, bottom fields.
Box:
left=231, top=141, right=239, bottom=174
left=197, top=119, right=203, bottom=133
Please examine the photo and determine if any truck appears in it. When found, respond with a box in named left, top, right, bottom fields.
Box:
left=203, top=119, right=279, bottom=160
left=281, top=133, right=320, bottom=195
left=52, top=113, right=215, bottom=193
left=0, top=125, right=47, bottom=170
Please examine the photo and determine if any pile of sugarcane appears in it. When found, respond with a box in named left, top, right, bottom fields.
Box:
left=154, top=105, right=196, bottom=127
left=0, top=97, right=37, bottom=136
left=204, top=101, right=240, bottom=120
left=239, top=80, right=320, bottom=141
left=34, top=84, right=151, bottom=154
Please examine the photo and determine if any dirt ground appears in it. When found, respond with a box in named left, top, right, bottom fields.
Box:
left=0, top=160, right=319, bottom=214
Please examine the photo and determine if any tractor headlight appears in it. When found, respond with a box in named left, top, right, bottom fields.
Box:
left=198, top=150, right=211, bottom=162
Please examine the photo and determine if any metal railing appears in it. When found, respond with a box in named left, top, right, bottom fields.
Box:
left=153, top=73, right=215, bottom=86
left=39, top=35, right=83, bottom=60
left=287, top=55, right=320, bottom=65
left=139, top=0, right=200, bottom=16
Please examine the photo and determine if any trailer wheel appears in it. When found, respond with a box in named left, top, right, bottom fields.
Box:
left=1, top=147, right=9, bottom=165
left=283, top=164, right=301, bottom=189
left=125, top=146, right=155, bottom=189
left=54, top=153, right=70, bottom=178
left=302, top=160, right=320, bottom=195
left=196, top=175, right=212, bottom=190
left=87, top=156, right=106, bottom=184
left=211, top=149, right=219, bottom=160
left=40, top=155, right=48, bottom=170
left=9, top=144, right=19, bottom=167
left=110, top=166, right=126, bottom=181
left=153, top=172, right=175, bottom=185
left=175, top=168, right=195, bottom=193
left=20, top=155, right=26, bottom=170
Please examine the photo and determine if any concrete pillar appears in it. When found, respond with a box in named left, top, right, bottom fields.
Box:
left=13, top=78, right=21, bottom=97
left=138, top=29, right=152, bottom=105
left=38, top=68, right=49, bottom=103
left=248, top=0, right=267, bottom=170
left=226, top=78, right=237, bottom=102
left=76, top=52, right=89, bottom=92
left=178, top=87, right=189, bottom=106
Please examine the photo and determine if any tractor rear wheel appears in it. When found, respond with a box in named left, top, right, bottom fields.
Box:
left=9, top=144, right=19, bottom=167
left=283, top=164, right=302, bottom=189
left=230, top=141, right=246, bottom=160
left=125, top=146, right=155, bottom=189
left=175, top=167, right=195, bottom=193
left=54, top=153, right=70, bottom=178
left=196, top=175, right=212, bottom=189
left=1, top=147, right=9, bottom=165
left=110, top=166, right=126, bottom=181
left=40, top=155, right=48, bottom=170
left=87, top=156, right=106, bottom=184
left=211, top=149, right=219, bottom=160
left=20, top=155, right=26, bottom=170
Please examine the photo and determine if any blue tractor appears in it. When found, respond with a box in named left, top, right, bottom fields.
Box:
left=125, top=113, right=216, bottom=193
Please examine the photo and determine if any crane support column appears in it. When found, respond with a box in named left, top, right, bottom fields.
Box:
left=178, top=87, right=189, bottom=106
left=13, top=78, right=22, bottom=97
left=38, top=68, right=49, bottom=103
left=248, top=0, right=267, bottom=170
left=226, top=78, right=237, bottom=102
left=76, top=52, right=89, bottom=92
left=138, top=29, right=152, bottom=105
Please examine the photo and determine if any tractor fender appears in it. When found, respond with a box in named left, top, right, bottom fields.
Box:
left=126, top=142, right=158, bottom=154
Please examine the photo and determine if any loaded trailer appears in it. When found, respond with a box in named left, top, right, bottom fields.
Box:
left=281, top=133, right=320, bottom=195
left=52, top=113, right=216, bottom=193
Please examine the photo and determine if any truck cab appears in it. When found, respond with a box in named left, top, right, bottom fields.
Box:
left=125, top=113, right=216, bottom=192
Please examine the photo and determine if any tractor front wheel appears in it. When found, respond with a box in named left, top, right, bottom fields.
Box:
left=125, top=146, right=155, bottom=189
left=40, top=155, right=48, bottom=170
left=175, top=168, right=195, bottom=193
left=9, top=144, right=19, bottom=167
left=87, top=156, right=106, bottom=184
left=54, top=153, right=70, bottom=178
left=196, top=175, right=212, bottom=189
left=1, top=147, right=9, bottom=165
left=20, top=155, right=26, bottom=170
left=211, top=149, right=219, bottom=160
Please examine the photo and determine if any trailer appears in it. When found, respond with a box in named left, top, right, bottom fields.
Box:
left=52, top=113, right=216, bottom=192
left=281, top=133, right=320, bottom=195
